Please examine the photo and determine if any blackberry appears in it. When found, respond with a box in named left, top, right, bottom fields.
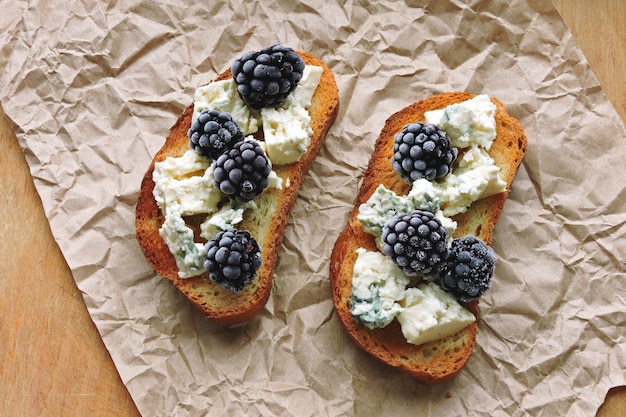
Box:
left=231, top=44, right=305, bottom=110
left=439, top=236, right=496, bottom=302
left=381, top=210, right=448, bottom=278
left=188, top=109, right=244, bottom=160
left=204, top=229, right=262, bottom=292
left=213, top=139, right=272, bottom=203
left=392, top=122, right=458, bottom=183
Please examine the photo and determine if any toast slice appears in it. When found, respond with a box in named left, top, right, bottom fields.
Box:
left=329, top=92, right=527, bottom=383
left=136, top=51, right=339, bottom=325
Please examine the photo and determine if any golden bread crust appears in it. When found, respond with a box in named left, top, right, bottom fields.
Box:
left=329, top=92, right=527, bottom=383
left=136, top=52, right=339, bottom=325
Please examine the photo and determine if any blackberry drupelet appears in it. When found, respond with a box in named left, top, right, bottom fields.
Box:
left=392, top=122, right=458, bottom=183
left=204, top=229, right=262, bottom=292
left=188, top=109, right=244, bottom=160
left=381, top=210, right=448, bottom=278
left=213, top=139, right=272, bottom=203
left=439, top=236, right=496, bottom=302
left=231, top=44, right=305, bottom=110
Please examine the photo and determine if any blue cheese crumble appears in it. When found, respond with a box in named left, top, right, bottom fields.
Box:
left=153, top=66, right=319, bottom=278
left=350, top=94, right=504, bottom=344
left=350, top=248, right=409, bottom=329
left=193, top=65, right=323, bottom=165
left=350, top=248, right=476, bottom=344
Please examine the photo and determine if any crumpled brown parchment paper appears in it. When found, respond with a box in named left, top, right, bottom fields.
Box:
left=1, top=0, right=625, bottom=415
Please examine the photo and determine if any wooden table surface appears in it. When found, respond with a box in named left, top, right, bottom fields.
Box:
left=1, top=1, right=624, bottom=415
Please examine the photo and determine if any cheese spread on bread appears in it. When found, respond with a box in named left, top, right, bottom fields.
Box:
left=351, top=94, right=503, bottom=345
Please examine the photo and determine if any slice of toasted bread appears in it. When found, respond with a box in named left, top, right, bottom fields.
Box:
left=329, top=92, right=527, bottom=383
left=136, top=51, right=339, bottom=325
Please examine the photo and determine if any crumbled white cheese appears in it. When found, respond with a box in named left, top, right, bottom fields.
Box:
left=153, top=148, right=284, bottom=279
left=152, top=150, right=222, bottom=216
left=193, top=79, right=260, bottom=135
left=358, top=184, right=457, bottom=242
left=431, top=145, right=507, bottom=217
left=153, top=64, right=322, bottom=279
left=350, top=248, right=409, bottom=329
left=357, top=185, right=417, bottom=237
left=261, top=65, right=323, bottom=165
left=192, top=65, right=323, bottom=166
left=397, top=282, right=475, bottom=345
left=199, top=200, right=257, bottom=241
left=350, top=94, right=505, bottom=345
left=158, top=203, right=206, bottom=278
left=349, top=249, right=475, bottom=342
left=424, top=94, right=497, bottom=149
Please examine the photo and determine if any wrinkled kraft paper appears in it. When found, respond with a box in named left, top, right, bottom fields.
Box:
left=1, top=0, right=625, bottom=415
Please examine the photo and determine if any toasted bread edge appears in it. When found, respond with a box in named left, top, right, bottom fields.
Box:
left=329, top=92, right=527, bottom=383
left=135, top=51, right=339, bottom=325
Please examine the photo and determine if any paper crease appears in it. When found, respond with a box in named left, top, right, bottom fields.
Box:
left=1, top=0, right=625, bottom=416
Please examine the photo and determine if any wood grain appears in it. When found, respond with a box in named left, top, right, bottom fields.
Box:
left=554, top=0, right=626, bottom=124
left=0, top=108, right=141, bottom=416
left=0, top=1, right=624, bottom=415
left=553, top=2, right=626, bottom=415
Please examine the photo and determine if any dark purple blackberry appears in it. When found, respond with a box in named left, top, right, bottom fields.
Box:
left=213, top=139, right=272, bottom=203
left=188, top=109, right=244, bottom=160
left=204, top=229, right=262, bottom=292
left=381, top=210, right=448, bottom=278
left=392, top=122, right=458, bottom=183
left=231, top=44, right=305, bottom=110
left=439, top=236, right=496, bottom=302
